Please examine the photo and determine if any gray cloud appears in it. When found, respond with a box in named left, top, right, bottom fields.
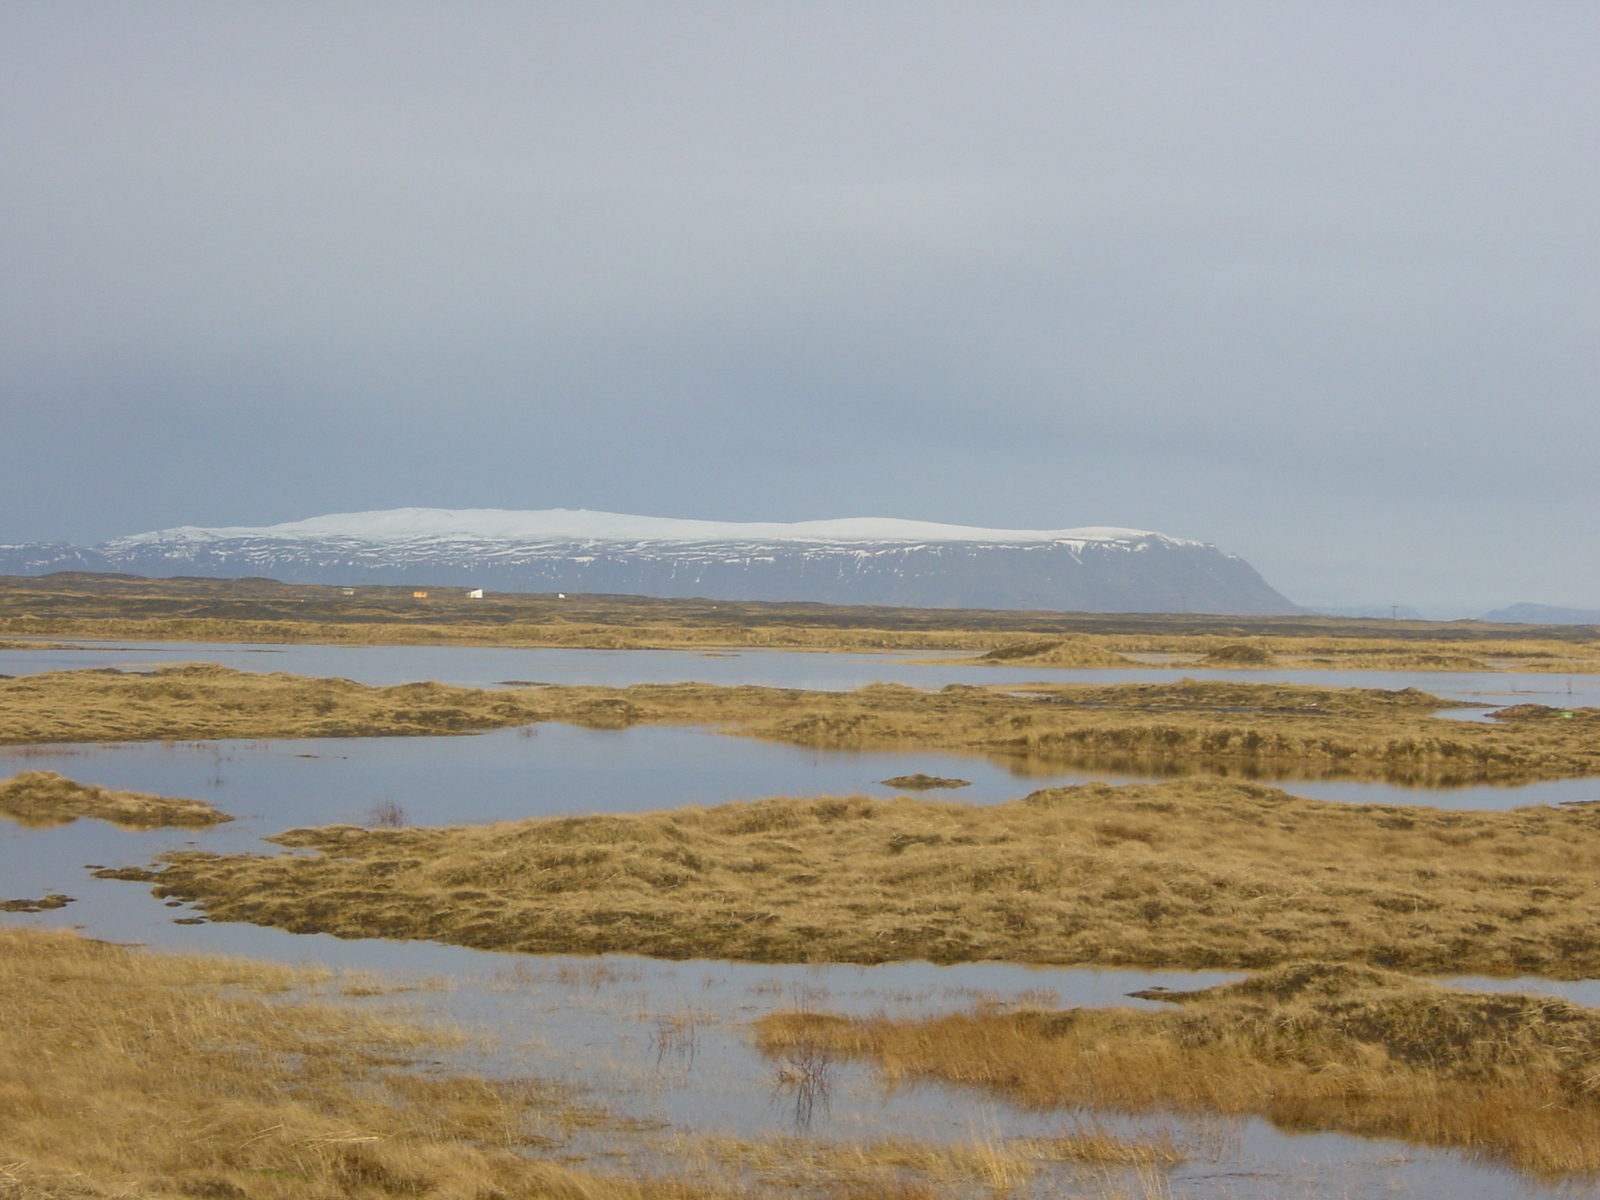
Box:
left=1, top=0, right=1595, bottom=611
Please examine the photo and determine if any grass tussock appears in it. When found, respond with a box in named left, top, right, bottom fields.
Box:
left=5, top=666, right=1598, bottom=785
left=0, top=770, right=230, bottom=829
left=754, top=962, right=1600, bottom=1179
left=137, top=779, right=1600, bottom=976
left=0, top=925, right=705, bottom=1200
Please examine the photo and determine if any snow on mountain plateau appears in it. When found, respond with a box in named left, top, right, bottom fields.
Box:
left=105, top=508, right=1182, bottom=549
left=0, top=508, right=1301, bottom=615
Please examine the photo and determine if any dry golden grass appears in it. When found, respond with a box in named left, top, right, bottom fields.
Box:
left=608, top=677, right=1592, bottom=785
left=0, top=664, right=547, bottom=744
left=5, top=665, right=1598, bottom=785
left=0, top=926, right=1187, bottom=1200
left=975, top=639, right=1137, bottom=667
left=754, top=961, right=1600, bottom=1179
left=2, top=575, right=1596, bottom=669
left=0, top=925, right=705, bottom=1200
left=680, top=1128, right=1180, bottom=1192
left=131, top=779, right=1600, bottom=976
left=969, top=632, right=1600, bottom=673
left=0, top=614, right=1006, bottom=653
left=0, top=770, right=230, bottom=829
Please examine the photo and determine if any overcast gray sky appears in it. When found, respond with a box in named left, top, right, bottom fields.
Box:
left=2, top=1, right=1595, bottom=614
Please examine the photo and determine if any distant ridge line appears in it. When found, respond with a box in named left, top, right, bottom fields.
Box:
left=0, top=507, right=1302, bottom=616
left=1479, top=602, right=1600, bottom=626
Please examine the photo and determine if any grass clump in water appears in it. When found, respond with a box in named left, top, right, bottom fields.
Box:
left=126, top=778, right=1600, bottom=977
left=879, top=774, right=971, bottom=791
left=0, top=769, right=231, bottom=828
left=754, top=962, right=1600, bottom=1179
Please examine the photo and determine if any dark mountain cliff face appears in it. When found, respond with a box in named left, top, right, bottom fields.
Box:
left=0, top=532, right=1299, bottom=615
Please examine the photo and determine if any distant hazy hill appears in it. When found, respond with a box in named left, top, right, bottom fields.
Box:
left=0, top=508, right=1302, bottom=615
left=1480, top=603, right=1600, bottom=625
left=1309, top=605, right=1429, bottom=621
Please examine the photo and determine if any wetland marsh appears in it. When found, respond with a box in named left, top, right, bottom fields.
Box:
left=7, top=619, right=1600, bottom=1198
left=134, top=779, right=1600, bottom=975
left=4, top=662, right=1598, bottom=785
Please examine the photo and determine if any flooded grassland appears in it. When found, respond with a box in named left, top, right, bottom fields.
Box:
left=8, top=641, right=1600, bottom=1198
left=758, top=961, right=1600, bottom=1178
left=4, top=664, right=1599, bottom=786
left=131, top=779, right=1600, bottom=977
left=0, top=924, right=712, bottom=1200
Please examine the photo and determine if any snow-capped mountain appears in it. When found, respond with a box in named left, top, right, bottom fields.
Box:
left=0, top=508, right=1301, bottom=614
